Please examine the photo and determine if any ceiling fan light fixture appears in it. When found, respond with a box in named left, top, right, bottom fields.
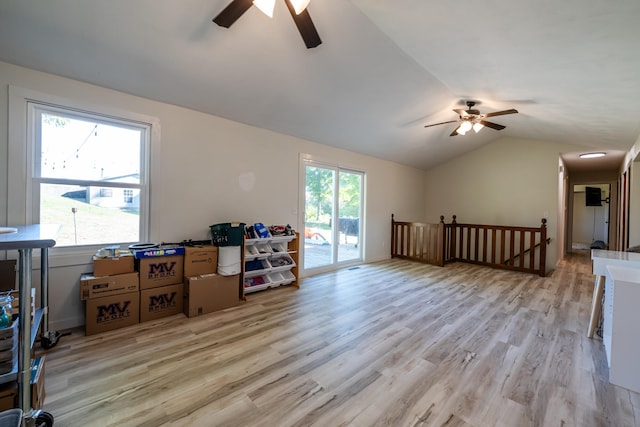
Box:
left=253, top=0, right=276, bottom=17
left=459, top=120, right=472, bottom=134
left=473, top=122, right=484, bottom=133
left=289, top=0, right=311, bottom=14
left=579, top=152, right=606, bottom=159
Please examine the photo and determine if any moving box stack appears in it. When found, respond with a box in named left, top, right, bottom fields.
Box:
left=135, top=246, right=185, bottom=323
left=81, top=250, right=140, bottom=335
left=82, top=234, right=244, bottom=336
left=183, top=245, right=242, bottom=318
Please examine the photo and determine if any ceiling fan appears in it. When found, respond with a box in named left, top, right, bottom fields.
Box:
left=424, top=101, right=518, bottom=136
left=213, top=0, right=322, bottom=49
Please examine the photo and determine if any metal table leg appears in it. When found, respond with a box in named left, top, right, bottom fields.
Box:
left=587, top=275, right=605, bottom=338
left=17, top=249, right=33, bottom=426
left=39, top=248, right=60, bottom=349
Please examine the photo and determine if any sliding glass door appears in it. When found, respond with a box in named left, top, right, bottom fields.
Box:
left=303, top=161, right=363, bottom=270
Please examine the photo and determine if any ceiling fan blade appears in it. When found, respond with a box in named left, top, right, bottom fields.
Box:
left=479, top=120, right=506, bottom=131
left=424, top=120, right=459, bottom=128
left=484, top=109, right=518, bottom=118
left=285, top=0, right=321, bottom=48
left=213, top=0, right=254, bottom=28
left=450, top=128, right=460, bottom=136
left=453, top=109, right=470, bottom=118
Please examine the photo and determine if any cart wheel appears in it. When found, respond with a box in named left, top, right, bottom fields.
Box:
left=40, top=331, right=62, bottom=349
left=36, top=411, right=54, bottom=427
left=41, top=337, right=55, bottom=349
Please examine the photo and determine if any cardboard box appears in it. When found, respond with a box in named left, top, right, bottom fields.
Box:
left=93, top=255, right=134, bottom=277
left=132, top=246, right=185, bottom=258
left=137, top=255, right=184, bottom=290
left=0, top=260, right=16, bottom=292
left=140, top=283, right=184, bottom=323
left=31, top=356, right=45, bottom=410
left=183, top=245, right=218, bottom=277
left=184, top=274, right=241, bottom=318
left=80, top=272, right=139, bottom=300
left=0, top=381, right=17, bottom=411
left=85, top=291, right=139, bottom=336
left=0, top=356, right=44, bottom=411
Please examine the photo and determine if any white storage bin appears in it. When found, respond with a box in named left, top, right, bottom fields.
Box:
left=245, top=245, right=259, bottom=259
left=280, top=270, right=296, bottom=285
left=244, top=258, right=271, bottom=278
left=267, top=272, right=284, bottom=287
left=244, top=275, right=270, bottom=293
left=269, top=253, right=295, bottom=272
left=270, top=235, right=296, bottom=244
left=254, top=242, right=272, bottom=258
left=270, top=242, right=287, bottom=254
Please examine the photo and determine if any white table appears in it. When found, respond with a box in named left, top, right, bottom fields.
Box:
left=588, top=250, right=640, bottom=338
left=0, top=224, right=59, bottom=426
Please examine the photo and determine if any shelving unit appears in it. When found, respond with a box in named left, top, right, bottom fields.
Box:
left=243, top=232, right=299, bottom=294
left=0, top=224, right=58, bottom=426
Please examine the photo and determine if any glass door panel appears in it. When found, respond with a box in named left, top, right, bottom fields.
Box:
left=303, top=161, right=364, bottom=271
left=304, top=165, right=335, bottom=269
left=337, top=170, right=362, bottom=263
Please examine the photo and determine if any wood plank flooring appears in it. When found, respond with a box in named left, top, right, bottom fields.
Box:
left=39, top=251, right=640, bottom=426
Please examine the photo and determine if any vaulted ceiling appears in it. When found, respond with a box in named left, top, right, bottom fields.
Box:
left=1, top=0, right=639, bottom=171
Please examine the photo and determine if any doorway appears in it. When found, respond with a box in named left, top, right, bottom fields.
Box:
left=302, top=160, right=363, bottom=271
left=571, top=184, right=611, bottom=250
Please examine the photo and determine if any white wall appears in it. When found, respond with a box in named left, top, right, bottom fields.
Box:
left=423, top=137, right=587, bottom=272
left=0, top=61, right=426, bottom=329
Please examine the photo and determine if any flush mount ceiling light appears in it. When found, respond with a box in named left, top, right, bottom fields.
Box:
left=579, top=152, right=606, bottom=159
left=213, top=0, right=321, bottom=48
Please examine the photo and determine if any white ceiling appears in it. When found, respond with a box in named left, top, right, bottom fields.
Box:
left=1, top=0, right=639, bottom=171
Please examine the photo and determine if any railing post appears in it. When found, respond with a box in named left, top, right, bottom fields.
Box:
left=539, top=218, right=547, bottom=276
left=450, top=215, right=457, bottom=261
left=439, top=215, right=445, bottom=266
left=391, top=213, right=395, bottom=258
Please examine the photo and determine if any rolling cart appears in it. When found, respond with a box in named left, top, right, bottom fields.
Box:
left=0, top=225, right=60, bottom=427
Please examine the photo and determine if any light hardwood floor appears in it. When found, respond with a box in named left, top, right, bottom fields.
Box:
left=40, top=251, right=640, bottom=426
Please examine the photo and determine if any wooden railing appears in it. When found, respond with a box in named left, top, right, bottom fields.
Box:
left=391, top=214, right=444, bottom=267
left=392, top=214, right=548, bottom=276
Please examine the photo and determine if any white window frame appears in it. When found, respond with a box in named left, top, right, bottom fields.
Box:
left=8, top=86, right=159, bottom=262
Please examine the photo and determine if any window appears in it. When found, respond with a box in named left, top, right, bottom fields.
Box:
left=28, top=104, right=150, bottom=247
left=123, top=189, right=134, bottom=204
left=8, top=86, right=155, bottom=251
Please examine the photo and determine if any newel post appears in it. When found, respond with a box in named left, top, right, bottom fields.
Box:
left=539, top=218, right=547, bottom=276
left=450, top=215, right=458, bottom=261
left=438, top=215, right=446, bottom=266
left=391, top=214, right=395, bottom=258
